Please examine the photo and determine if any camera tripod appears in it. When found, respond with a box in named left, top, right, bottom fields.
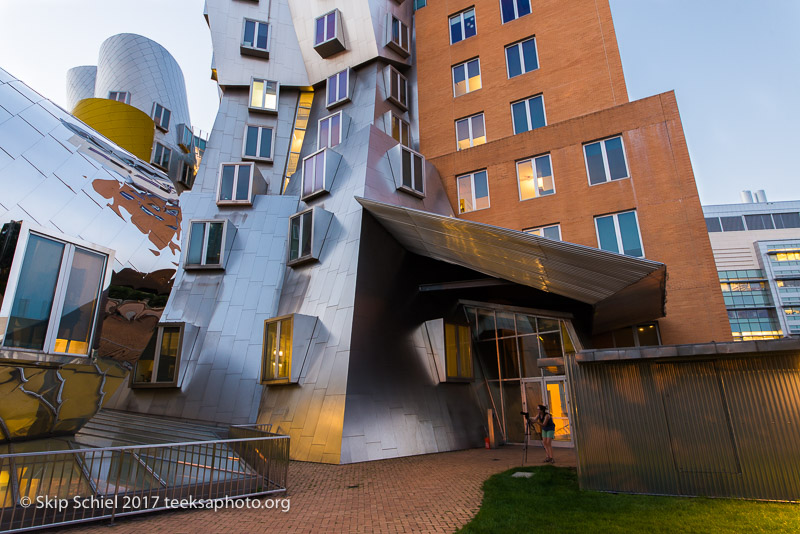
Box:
left=520, top=411, right=538, bottom=466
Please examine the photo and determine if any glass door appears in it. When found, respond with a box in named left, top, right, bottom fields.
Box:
left=522, top=379, right=542, bottom=442
left=544, top=378, right=572, bottom=446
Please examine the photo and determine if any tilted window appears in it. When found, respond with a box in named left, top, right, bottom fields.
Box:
left=388, top=67, right=408, bottom=109
left=152, top=103, right=171, bottom=131
left=400, top=146, right=424, bottom=196
left=243, top=125, right=274, bottom=162
left=108, top=91, right=130, bottom=104
left=177, top=124, right=193, bottom=152
left=584, top=136, right=629, bottom=185
left=455, top=113, right=486, bottom=150
left=132, top=324, right=183, bottom=387
left=288, top=210, right=314, bottom=264
left=217, top=163, right=254, bottom=205
left=517, top=154, right=554, bottom=200
left=302, top=149, right=329, bottom=199
left=457, top=170, right=490, bottom=213
left=445, top=324, right=473, bottom=379
left=152, top=143, right=171, bottom=171
left=318, top=112, right=342, bottom=149
left=241, top=18, right=270, bottom=58
left=249, top=78, right=279, bottom=113
left=327, top=69, right=350, bottom=108
left=179, top=162, right=195, bottom=189
left=386, top=14, right=410, bottom=57
left=595, top=210, right=644, bottom=258
left=391, top=113, right=410, bottom=147
left=262, top=316, right=292, bottom=382
left=186, top=220, right=235, bottom=269
left=314, top=9, right=346, bottom=57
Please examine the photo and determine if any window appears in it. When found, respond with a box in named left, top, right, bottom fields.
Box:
left=243, top=125, right=274, bottom=161
left=284, top=91, right=314, bottom=190
left=720, top=216, right=745, bottom=232
left=457, top=170, right=490, bottom=213
left=194, top=136, right=207, bottom=158
left=505, top=37, right=538, bottom=78
left=108, top=91, right=130, bottom=104
left=500, top=0, right=531, bottom=23
left=517, top=154, right=554, bottom=200
left=611, top=322, right=660, bottom=347
left=452, top=58, right=481, bottom=97
left=388, top=67, right=408, bottom=109
left=774, top=252, right=800, bottom=262
left=2, top=231, right=109, bottom=356
left=584, top=136, right=629, bottom=185
left=524, top=224, right=561, bottom=240
left=249, top=78, right=278, bottom=112
left=152, top=103, right=171, bottom=131
left=217, top=163, right=253, bottom=204
left=179, top=162, right=195, bottom=188
left=289, top=210, right=314, bottom=263
left=186, top=220, right=230, bottom=268
left=745, top=214, right=774, bottom=231
left=777, top=279, right=800, bottom=288
left=773, top=212, right=800, bottom=229
left=445, top=324, right=473, bottom=379
left=414, top=0, right=427, bottom=10
left=705, top=217, right=722, bottom=233
left=151, top=143, right=171, bottom=171
left=595, top=211, right=644, bottom=258
left=318, top=112, right=342, bottom=149
left=399, top=146, right=424, bottom=196
left=449, top=8, right=476, bottom=44
left=302, top=149, right=329, bottom=199
left=262, top=316, right=292, bottom=382
left=314, top=9, right=345, bottom=57
left=512, top=95, right=545, bottom=134
left=177, top=124, right=193, bottom=152
left=132, top=324, right=183, bottom=387
left=391, top=113, right=410, bottom=147
left=387, top=14, right=410, bottom=57
left=455, top=113, right=486, bottom=150
left=327, top=69, right=350, bottom=108
left=242, top=19, right=270, bottom=58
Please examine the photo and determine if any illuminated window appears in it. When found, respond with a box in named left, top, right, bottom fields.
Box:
left=284, top=91, right=314, bottom=192
left=132, top=324, right=183, bottom=387
left=501, top=0, right=531, bottom=23
left=242, top=125, right=274, bottom=162
left=241, top=19, right=270, bottom=58
left=327, top=69, right=350, bottom=108
left=512, top=95, right=545, bottom=134
left=217, top=163, right=253, bottom=205
left=505, top=37, right=538, bottom=78
left=186, top=220, right=232, bottom=269
left=2, top=228, right=109, bottom=356
left=249, top=78, right=279, bottom=112
left=455, top=113, right=486, bottom=150
left=152, top=103, right=171, bottom=131
left=262, top=316, right=292, bottom=382
left=457, top=170, right=490, bottom=213
left=108, top=91, right=130, bottom=104
left=391, top=113, right=410, bottom=147
left=773, top=252, right=800, bottom=262
left=524, top=224, right=561, bottom=240
left=517, top=154, right=554, bottom=200
left=151, top=142, right=171, bottom=171
left=318, top=112, right=342, bottom=149
left=584, top=136, right=629, bottom=185
left=386, top=14, right=410, bottom=57
left=595, top=211, right=644, bottom=258
left=452, top=58, right=481, bottom=97
left=445, top=324, right=473, bottom=379
left=388, top=67, right=408, bottom=109
left=777, top=279, right=800, bottom=288
left=450, top=8, right=476, bottom=44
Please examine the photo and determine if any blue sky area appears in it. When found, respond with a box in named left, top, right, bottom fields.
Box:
left=1, top=0, right=797, bottom=205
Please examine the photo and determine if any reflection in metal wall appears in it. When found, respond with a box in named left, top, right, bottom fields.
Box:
left=566, top=345, right=800, bottom=500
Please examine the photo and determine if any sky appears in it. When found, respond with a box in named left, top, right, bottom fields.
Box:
left=0, top=0, right=797, bottom=205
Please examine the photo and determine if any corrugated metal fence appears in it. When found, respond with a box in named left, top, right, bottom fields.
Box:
left=566, top=349, right=800, bottom=501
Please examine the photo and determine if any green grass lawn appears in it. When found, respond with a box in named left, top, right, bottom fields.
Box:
left=459, top=466, right=799, bottom=533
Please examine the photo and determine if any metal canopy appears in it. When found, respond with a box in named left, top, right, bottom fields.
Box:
left=357, top=197, right=666, bottom=333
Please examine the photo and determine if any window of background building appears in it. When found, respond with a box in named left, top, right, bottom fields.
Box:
left=452, top=58, right=481, bottom=97
left=327, top=69, right=350, bottom=108
left=108, top=91, right=130, bottom=104
left=501, top=0, right=532, bottom=23
left=315, top=11, right=339, bottom=46
left=178, top=124, right=193, bottom=152
left=399, top=146, right=425, bottom=196
left=595, top=210, right=644, bottom=258
left=179, top=162, right=195, bottom=188
left=217, top=163, right=253, bottom=204
left=262, top=316, right=292, bottom=382
left=152, top=103, right=171, bottom=131
left=186, top=220, right=228, bottom=268
left=242, top=125, right=274, bottom=161
left=302, top=149, right=328, bottom=198
left=720, top=216, right=745, bottom=232
left=445, top=323, right=473, bottom=379
left=450, top=8, right=476, bottom=44
left=391, top=114, right=411, bottom=147
left=289, top=210, right=313, bottom=263
left=387, top=14, right=410, bottom=56
left=516, top=154, right=554, bottom=200
left=457, top=170, right=490, bottom=214
left=777, top=279, right=800, bottom=288
left=242, top=19, right=270, bottom=56
left=2, top=231, right=107, bottom=356
left=250, top=79, right=278, bottom=112
left=505, top=37, right=538, bottom=78
left=512, top=95, right=545, bottom=134
left=132, top=324, right=182, bottom=387
left=774, top=212, right=800, bottom=229
left=388, top=67, right=408, bottom=109
left=151, top=143, right=171, bottom=171
left=318, top=112, right=342, bottom=149
left=456, top=113, right=486, bottom=150
left=705, top=217, right=723, bottom=232
left=584, top=136, right=629, bottom=185
left=524, top=224, right=561, bottom=240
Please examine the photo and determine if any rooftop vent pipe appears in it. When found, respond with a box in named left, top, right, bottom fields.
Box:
left=740, top=190, right=754, bottom=203
left=754, top=190, right=767, bottom=203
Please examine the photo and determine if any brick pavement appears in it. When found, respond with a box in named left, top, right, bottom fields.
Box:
left=63, top=445, right=576, bottom=533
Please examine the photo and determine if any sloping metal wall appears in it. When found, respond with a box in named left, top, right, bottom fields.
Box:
left=566, top=350, right=800, bottom=501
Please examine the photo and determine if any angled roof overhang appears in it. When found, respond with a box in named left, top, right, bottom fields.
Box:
left=357, top=197, right=666, bottom=334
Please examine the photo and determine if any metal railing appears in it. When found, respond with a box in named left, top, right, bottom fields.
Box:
left=0, top=433, right=289, bottom=532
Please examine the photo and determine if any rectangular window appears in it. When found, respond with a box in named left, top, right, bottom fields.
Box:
left=151, top=142, right=171, bottom=171
left=242, top=125, right=274, bottom=161
left=445, top=324, right=473, bottom=379
left=501, top=0, right=531, bottom=23
left=392, top=114, right=410, bottom=147
left=773, top=212, right=800, bottom=229
left=2, top=231, right=108, bottom=356
left=400, top=146, right=425, bottom=196
left=177, top=124, right=193, bottom=152
left=108, top=91, right=130, bottom=104
left=595, top=210, right=644, bottom=258
left=302, top=149, right=328, bottom=199
left=186, top=220, right=228, bottom=268
left=249, top=78, right=279, bottom=112
left=505, top=37, right=538, bottom=78
left=511, top=95, right=545, bottom=134
left=452, top=58, right=481, bottom=97
left=516, top=154, right=554, bottom=200
left=388, top=67, right=408, bottom=109
left=524, top=224, right=561, bottom=240
left=457, top=170, right=490, bottom=214
left=132, top=324, right=183, bottom=387
left=777, top=279, right=800, bottom=288
left=720, top=216, right=745, bottom=232
left=217, top=163, right=253, bottom=205
left=705, top=217, right=722, bottom=232
left=744, top=214, right=775, bottom=231
left=242, top=19, right=270, bottom=57
left=455, top=113, right=486, bottom=150
left=152, top=103, right=171, bottom=131
left=327, top=69, right=350, bottom=108
left=262, top=316, right=292, bottom=382
left=179, top=162, right=195, bottom=188
left=315, top=10, right=339, bottom=46
left=584, top=136, right=629, bottom=185
left=449, top=8, right=476, bottom=44
left=773, top=252, right=800, bottom=262
left=318, top=112, right=342, bottom=149
left=289, top=210, right=314, bottom=263
left=387, top=14, right=410, bottom=56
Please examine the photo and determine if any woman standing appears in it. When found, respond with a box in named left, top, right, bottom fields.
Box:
left=535, top=404, right=556, bottom=463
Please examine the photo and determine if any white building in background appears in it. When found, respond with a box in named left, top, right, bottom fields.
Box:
left=704, top=191, right=800, bottom=340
